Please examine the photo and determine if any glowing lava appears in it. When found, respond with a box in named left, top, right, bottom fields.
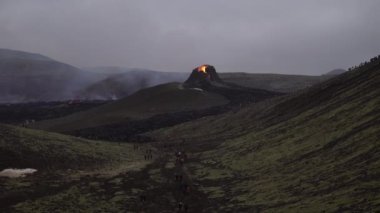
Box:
left=197, top=65, right=208, bottom=74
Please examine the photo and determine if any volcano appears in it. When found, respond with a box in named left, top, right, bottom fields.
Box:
left=182, top=64, right=283, bottom=104
left=183, top=64, right=222, bottom=88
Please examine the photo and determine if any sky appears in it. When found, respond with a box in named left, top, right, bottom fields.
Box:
left=0, top=0, right=379, bottom=75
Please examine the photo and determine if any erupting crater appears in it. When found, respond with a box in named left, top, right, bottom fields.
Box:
left=183, top=64, right=222, bottom=88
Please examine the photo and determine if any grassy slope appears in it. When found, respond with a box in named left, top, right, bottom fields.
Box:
left=0, top=124, right=152, bottom=212
left=219, top=72, right=331, bottom=93
left=35, top=83, right=229, bottom=132
left=148, top=61, right=380, bottom=211
left=0, top=124, right=140, bottom=170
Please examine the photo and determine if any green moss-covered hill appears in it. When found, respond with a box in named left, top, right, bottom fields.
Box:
left=0, top=124, right=140, bottom=171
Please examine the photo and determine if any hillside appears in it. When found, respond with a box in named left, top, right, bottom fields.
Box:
left=0, top=49, right=109, bottom=103
left=324, top=69, right=347, bottom=76
left=0, top=124, right=139, bottom=170
left=0, top=49, right=52, bottom=61
left=219, top=72, right=331, bottom=93
left=146, top=57, right=380, bottom=211
left=35, top=83, right=229, bottom=132
left=0, top=123, right=151, bottom=212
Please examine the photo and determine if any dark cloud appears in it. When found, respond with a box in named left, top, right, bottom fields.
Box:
left=0, top=0, right=379, bottom=74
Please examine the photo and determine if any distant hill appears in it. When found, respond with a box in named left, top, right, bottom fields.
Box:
left=35, top=83, right=229, bottom=132
left=83, top=66, right=141, bottom=74
left=35, top=66, right=282, bottom=141
left=219, top=72, right=332, bottom=93
left=324, top=68, right=347, bottom=76
left=0, top=101, right=107, bottom=124
left=78, top=69, right=188, bottom=100
left=0, top=49, right=110, bottom=103
left=147, top=57, right=380, bottom=211
left=0, top=49, right=334, bottom=102
left=0, top=49, right=52, bottom=61
left=35, top=65, right=282, bottom=135
left=80, top=71, right=332, bottom=100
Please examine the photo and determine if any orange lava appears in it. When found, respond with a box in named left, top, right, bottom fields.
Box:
left=197, top=65, right=208, bottom=74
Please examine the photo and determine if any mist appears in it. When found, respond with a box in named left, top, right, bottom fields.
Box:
left=0, top=0, right=380, bottom=75
left=79, top=68, right=188, bottom=100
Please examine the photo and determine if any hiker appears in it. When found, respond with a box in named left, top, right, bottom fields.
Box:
left=175, top=151, right=182, bottom=159
left=180, top=183, right=186, bottom=191
left=178, top=202, right=183, bottom=212
left=184, top=203, right=188, bottom=212
left=175, top=173, right=179, bottom=181
left=23, top=120, right=29, bottom=127
left=180, top=158, right=185, bottom=166
left=186, top=185, right=191, bottom=194
left=181, top=183, right=190, bottom=195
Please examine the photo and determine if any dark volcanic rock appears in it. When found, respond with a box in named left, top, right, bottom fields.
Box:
left=183, top=65, right=222, bottom=88
left=183, top=64, right=283, bottom=104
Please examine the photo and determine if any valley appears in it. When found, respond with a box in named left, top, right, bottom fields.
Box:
left=0, top=57, right=379, bottom=212
left=1, top=1, right=380, bottom=212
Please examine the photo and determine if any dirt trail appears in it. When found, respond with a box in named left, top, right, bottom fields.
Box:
left=127, top=144, right=211, bottom=212
left=0, top=143, right=213, bottom=212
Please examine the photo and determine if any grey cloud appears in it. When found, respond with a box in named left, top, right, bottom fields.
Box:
left=0, top=0, right=379, bottom=75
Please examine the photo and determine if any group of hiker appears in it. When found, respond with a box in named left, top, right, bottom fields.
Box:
left=144, top=149, right=153, bottom=160
left=175, top=150, right=188, bottom=166
left=178, top=201, right=189, bottom=212
left=137, top=142, right=192, bottom=212
left=21, top=119, right=35, bottom=127
left=133, top=144, right=139, bottom=150
left=173, top=148, right=191, bottom=212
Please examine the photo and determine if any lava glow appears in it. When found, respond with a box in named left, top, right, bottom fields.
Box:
left=197, top=65, right=208, bottom=74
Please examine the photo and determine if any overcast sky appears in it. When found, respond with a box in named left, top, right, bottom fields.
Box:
left=0, top=0, right=379, bottom=74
